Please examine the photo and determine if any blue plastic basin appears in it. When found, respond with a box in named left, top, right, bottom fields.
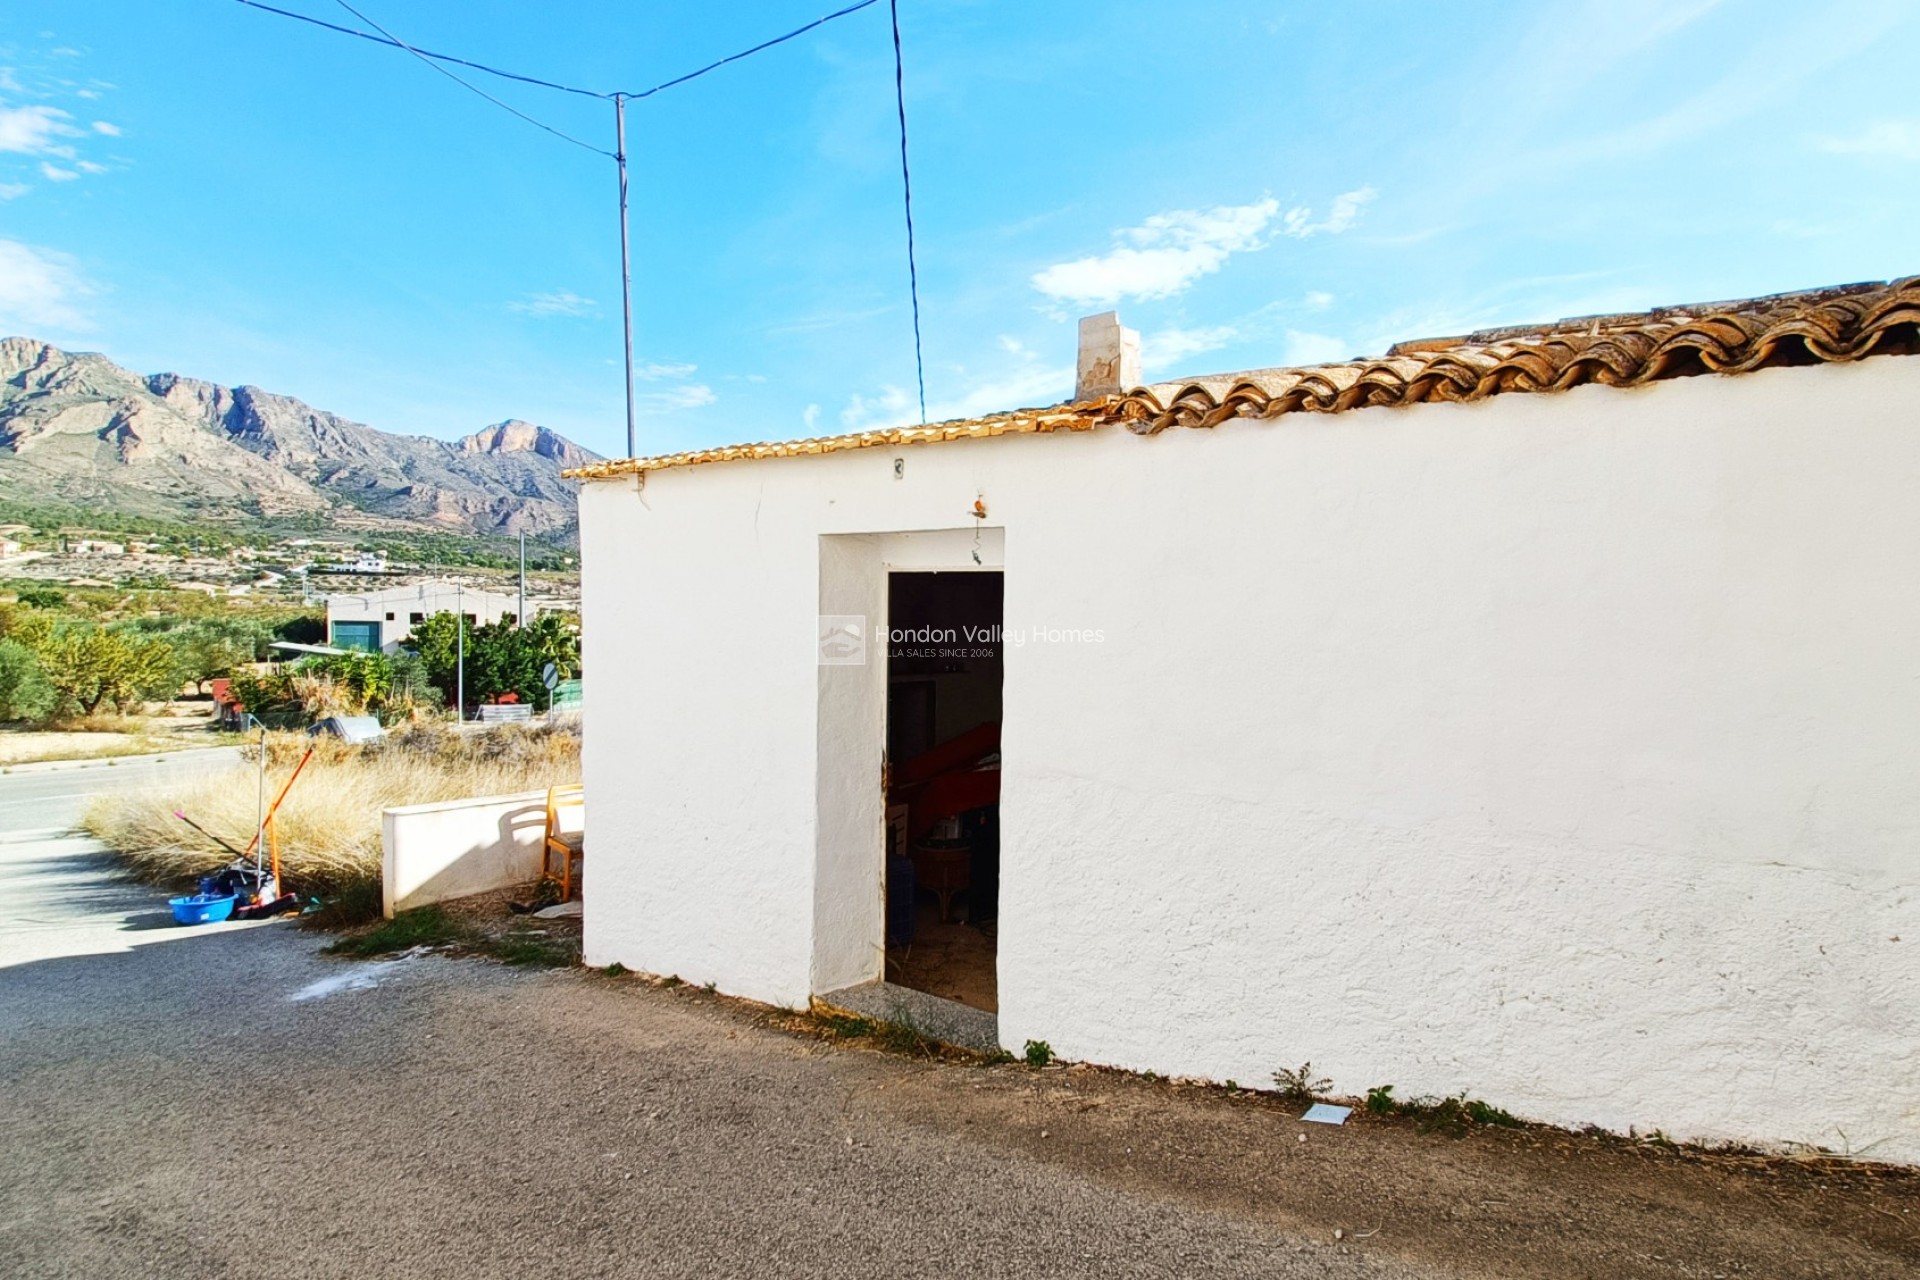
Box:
left=169, top=893, right=237, bottom=926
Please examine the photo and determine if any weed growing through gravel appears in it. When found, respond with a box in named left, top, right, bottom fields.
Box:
left=484, top=930, right=576, bottom=968
left=804, top=1009, right=940, bottom=1057
left=873, top=1012, right=935, bottom=1056
left=301, top=879, right=384, bottom=929
left=326, top=905, right=470, bottom=957
left=1271, top=1062, right=1331, bottom=1103
left=1022, top=1039, right=1054, bottom=1068
left=816, top=1012, right=878, bottom=1039
left=1358, top=1086, right=1523, bottom=1136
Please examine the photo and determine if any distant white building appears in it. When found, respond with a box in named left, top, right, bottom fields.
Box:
left=325, top=581, right=518, bottom=654
left=0, top=539, right=20, bottom=559
left=330, top=550, right=388, bottom=573
left=69, top=539, right=125, bottom=556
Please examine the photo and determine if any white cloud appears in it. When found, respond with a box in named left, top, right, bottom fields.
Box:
left=77, top=160, right=106, bottom=175
left=634, top=360, right=695, bottom=380
left=1031, top=197, right=1281, bottom=307
left=1304, top=290, right=1335, bottom=310
left=0, top=237, right=95, bottom=333
left=508, top=289, right=594, bottom=317
left=1281, top=330, right=1350, bottom=366
left=1820, top=120, right=1920, bottom=161
left=1145, top=325, right=1238, bottom=370
left=841, top=385, right=912, bottom=428
left=1278, top=186, right=1378, bottom=238
left=802, top=403, right=821, bottom=433
left=640, top=383, right=715, bottom=411
left=0, top=182, right=26, bottom=201
left=924, top=362, right=1073, bottom=423
left=38, top=162, right=77, bottom=181
left=0, top=104, right=76, bottom=154
left=91, top=120, right=120, bottom=136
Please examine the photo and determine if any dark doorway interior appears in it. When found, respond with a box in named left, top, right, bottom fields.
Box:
left=884, top=571, right=1002, bottom=1013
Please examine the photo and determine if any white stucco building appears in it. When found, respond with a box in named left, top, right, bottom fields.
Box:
left=325, top=581, right=518, bottom=653
left=571, top=277, right=1920, bottom=1163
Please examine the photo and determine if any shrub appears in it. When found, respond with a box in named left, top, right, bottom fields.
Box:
left=231, top=652, right=443, bottom=727
left=0, top=638, right=54, bottom=722
left=1271, top=1061, right=1331, bottom=1103
left=87, top=721, right=582, bottom=895
left=1022, top=1039, right=1055, bottom=1067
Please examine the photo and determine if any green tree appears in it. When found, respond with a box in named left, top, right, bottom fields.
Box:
left=172, top=619, right=268, bottom=695
left=37, top=627, right=182, bottom=715
left=408, top=611, right=466, bottom=703
left=0, top=639, right=54, bottom=722
left=405, top=610, right=580, bottom=711
left=0, top=604, right=56, bottom=652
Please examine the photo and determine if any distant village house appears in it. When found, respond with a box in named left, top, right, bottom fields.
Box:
left=325, top=581, right=518, bottom=654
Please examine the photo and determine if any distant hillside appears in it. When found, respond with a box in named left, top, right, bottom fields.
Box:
left=0, top=338, right=602, bottom=538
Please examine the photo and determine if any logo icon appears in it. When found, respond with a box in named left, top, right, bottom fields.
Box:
left=817, top=614, right=867, bottom=666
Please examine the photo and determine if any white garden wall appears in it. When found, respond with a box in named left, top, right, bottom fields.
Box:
left=579, top=356, right=1920, bottom=1162
left=382, top=790, right=560, bottom=916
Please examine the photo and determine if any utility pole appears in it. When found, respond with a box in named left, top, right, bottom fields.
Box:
left=518, top=532, right=526, bottom=629
left=455, top=582, right=465, bottom=725
left=615, top=93, right=637, bottom=460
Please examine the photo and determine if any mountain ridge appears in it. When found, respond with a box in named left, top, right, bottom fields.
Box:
left=0, top=338, right=600, bottom=538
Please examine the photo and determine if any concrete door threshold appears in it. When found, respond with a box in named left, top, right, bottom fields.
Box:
left=817, top=980, right=999, bottom=1055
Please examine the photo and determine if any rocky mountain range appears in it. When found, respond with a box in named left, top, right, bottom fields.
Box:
left=0, top=337, right=601, bottom=538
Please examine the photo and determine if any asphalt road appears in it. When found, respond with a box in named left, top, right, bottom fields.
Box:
left=0, top=754, right=1438, bottom=1280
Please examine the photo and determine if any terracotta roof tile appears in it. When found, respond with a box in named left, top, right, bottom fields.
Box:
left=567, top=275, right=1920, bottom=481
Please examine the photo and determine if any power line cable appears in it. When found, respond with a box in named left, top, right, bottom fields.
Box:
left=618, top=0, right=882, bottom=100
left=231, top=0, right=605, bottom=100
left=888, top=0, right=927, bottom=425
left=234, top=0, right=884, bottom=107
left=327, top=0, right=612, bottom=154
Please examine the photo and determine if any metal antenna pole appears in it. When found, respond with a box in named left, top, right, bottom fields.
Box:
left=455, top=583, right=465, bottom=725
left=615, top=93, right=637, bottom=460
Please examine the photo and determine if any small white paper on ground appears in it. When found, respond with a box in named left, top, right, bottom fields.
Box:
left=1301, top=1103, right=1352, bottom=1125
left=533, top=900, right=583, bottom=919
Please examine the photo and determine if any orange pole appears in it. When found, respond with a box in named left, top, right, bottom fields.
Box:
left=242, top=745, right=316, bottom=859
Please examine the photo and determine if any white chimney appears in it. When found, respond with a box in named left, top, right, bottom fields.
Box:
left=1075, top=311, right=1141, bottom=401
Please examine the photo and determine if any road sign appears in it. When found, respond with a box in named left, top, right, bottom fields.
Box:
left=541, top=662, right=560, bottom=691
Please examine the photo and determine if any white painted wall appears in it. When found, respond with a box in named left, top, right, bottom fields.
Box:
left=382, top=790, right=567, bottom=915
left=579, top=357, right=1920, bottom=1162
left=328, top=581, right=520, bottom=654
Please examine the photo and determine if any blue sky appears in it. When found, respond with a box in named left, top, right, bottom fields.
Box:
left=2, top=1, right=1917, bottom=461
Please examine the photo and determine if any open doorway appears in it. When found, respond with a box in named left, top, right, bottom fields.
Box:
left=884, top=570, right=1002, bottom=1013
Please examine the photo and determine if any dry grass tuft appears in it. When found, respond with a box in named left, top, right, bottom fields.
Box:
left=86, top=722, right=581, bottom=894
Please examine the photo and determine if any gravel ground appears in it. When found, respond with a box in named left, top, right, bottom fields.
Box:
left=1, top=760, right=1913, bottom=1279
left=0, top=923, right=1438, bottom=1279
